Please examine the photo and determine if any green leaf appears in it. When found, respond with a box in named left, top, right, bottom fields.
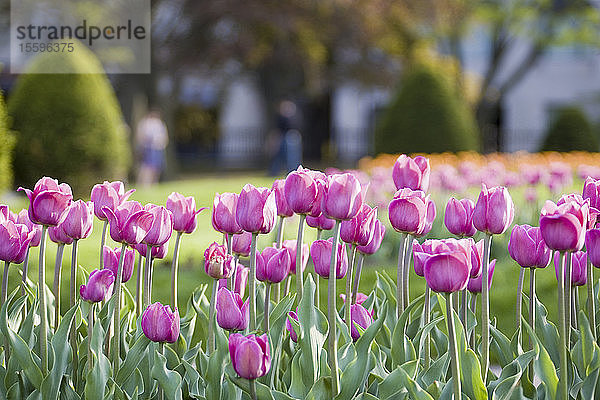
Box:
left=150, top=344, right=182, bottom=400
left=85, top=309, right=111, bottom=400
left=391, top=295, right=424, bottom=367
left=227, top=366, right=294, bottom=400
left=419, top=353, right=449, bottom=388
left=534, top=297, right=560, bottom=368
left=205, top=318, right=228, bottom=400
left=522, top=318, right=558, bottom=399
left=488, top=350, right=535, bottom=400
left=115, top=334, right=151, bottom=385
left=489, top=324, right=514, bottom=368
left=396, top=367, right=434, bottom=400
left=304, top=377, right=332, bottom=400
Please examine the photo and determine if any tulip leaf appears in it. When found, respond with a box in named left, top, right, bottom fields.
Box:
left=151, top=343, right=182, bottom=400
left=419, top=353, right=450, bottom=388
left=304, top=377, right=332, bottom=400
left=522, top=318, right=558, bottom=399
left=534, top=297, right=560, bottom=368
left=205, top=317, right=228, bottom=400
left=489, top=324, right=514, bottom=368
left=572, top=311, right=600, bottom=377
left=40, top=304, right=77, bottom=400
left=381, top=366, right=433, bottom=400
left=227, top=365, right=293, bottom=400
left=181, top=358, right=203, bottom=399
left=116, top=334, right=151, bottom=385
left=84, top=310, right=111, bottom=400
left=391, top=295, right=424, bottom=367
left=265, top=293, right=295, bottom=389
left=488, top=350, right=535, bottom=400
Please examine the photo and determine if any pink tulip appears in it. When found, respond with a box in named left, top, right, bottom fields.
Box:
left=586, top=229, right=600, bottom=268
left=204, top=242, right=235, bottom=279
left=339, top=292, right=368, bottom=304
left=271, top=180, right=293, bottom=217
left=583, top=177, right=600, bottom=211
left=231, top=232, right=252, bottom=257
left=134, top=241, right=169, bottom=259
left=90, top=181, right=135, bottom=221
left=286, top=311, right=299, bottom=342
left=357, top=220, right=385, bottom=255
left=212, top=193, right=243, bottom=234
left=308, top=177, right=329, bottom=218
left=235, top=184, right=277, bottom=234
left=392, top=154, right=430, bottom=192
left=423, top=246, right=471, bottom=293
left=284, top=167, right=318, bottom=214
left=219, top=263, right=249, bottom=297
left=555, top=251, right=587, bottom=287
left=19, top=177, right=73, bottom=226
left=166, top=192, right=207, bottom=234
left=80, top=269, right=115, bottom=303
left=388, top=188, right=436, bottom=236
left=141, top=302, right=180, bottom=343
left=143, top=204, right=173, bottom=246
left=228, top=333, right=271, bottom=379
left=16, top=209, right=41, bottom=247
left=540, top=199, right=588, bottom=252
left=0, top=205, right=17, bottom=224
left=306, top=214, right=335, bottom=231
left=216, top=287, right=249, bottom=332
left=467, top=260, right=496, bottom=293
left=61, top=200, right=94, bottom=240
left=282, top=239, right=309, bottom=275
left=324, top=173, right=363, bottom=221
left=472, top=184, right=514, bottom=235
left=414, top=238, right=472, bottom=278
left=0, top=221, right=35, bottom=263
left=558, top=193, right=596, bottom=229
left=348, top=303, right=373, bottom=341
left=256, top=247, right=290, bottom=283
left=508, top=225, right=551, bottom=268
left=103, top=245, right=136, bottom=283
left=444, top=198, right=476, bottom=237
left=48, top=222, right=73, bottom=245
left=103, top=201, right=154, bottom=245
left=311, top=238, right=348, bottom=279
left=340, top=204, right=377, bottom=246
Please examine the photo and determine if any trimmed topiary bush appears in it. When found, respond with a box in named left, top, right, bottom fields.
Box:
left=8, top=45, right=130, bottom=194
left=540, top=107, right=598, bottom=152
left=0, top=89, right=15, bottom=193
left=375, top=64, right=480, bottom=154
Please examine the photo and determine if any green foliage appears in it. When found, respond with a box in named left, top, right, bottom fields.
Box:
left=374, top=64, right=480, bottom=154
left=8, top=44, right=130, bottom=194
left=540, top=107, right=599, bottom=152
left=0, top=89, right=15, bottom=193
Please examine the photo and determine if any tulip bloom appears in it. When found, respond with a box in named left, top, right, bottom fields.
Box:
left=0, top=206, right=16, bottom=224
left=472, top=184, right=514, bottom=235
left=166, top=192, right=206, bottom=234
left=311, top=239, right=348, bottom=279
left=103, top=246, right=136, bottom=283
left=134, top=241, right=169, bottom=260
left=414, top=239, right=472, bottom=278
left=555, top=251, right=587, bottom=286
left=340, top=292, right=368, bottom=304
left=231, top=232, right=252, bottom=257
left=388, top=188, right=436, bottom=236
left=340, top=204, right=377, bottom=246
left=141, top=302, right=180, bottom=343
left=61, top=200, right=94, bottom=240
left=286, top=311, right=299, bottom=342
left=508, top=225, right=551, bottom=268
left=90, top=181, right=135, bottom=221
left=256, top=247, right=290, bottom=284
left=142, top=205, right=173, bottom=246
left=0, top=221, right=35, bottom=264
left=235, top=185, right=277, bottom=234
left=583, top=177, right=600, bottom=211
left=283, top=167, right=319, bottom=214
left=216, top=287, right=249, bottom=332
left=103, top=201, right=154, bottom=245
left=392, top=154, right=430, bottom=192
left=219, top=264, right=249, bottom=297
left=271, top=179, right=294, bottom=217
left=212, top=193, right=243, bottom=234
left=19, top=177, right=73, bottom=226
left=586, top=229, right=600, bottom=267
left=324, top=173, right=364, bottom=221
left=467, top=260, right=496, bottom=293
left=306, top=214, right=335, bottom=231
left=444, top=198, right=476, bottom=237
left=357, top=220, right=385, bottom=255
left=16, top=210, right=41, bottom=247
left=540, top=199, right=588, bottom=252
left=204, top=242, right=235, bottom=280
left=348, top=304, right=373, bottom=341
left=423, top=251, right=471, bottom=293
left=282, top=239, right=309, bottom=276
left=80, top=269, right=115, bottom=303
left=229, top=333, right=271, bottom=380
left=48, top=223, right=73, bottom=245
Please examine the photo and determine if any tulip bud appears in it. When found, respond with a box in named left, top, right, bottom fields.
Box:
left=286, top=311, right=299, bottom=342
left=311, top=238, right=348, bottom=279
left=282, top=239, right=309, bottom=276
left=508, top=225, right=551, bottom=268
left=231, top=232, right=252, bottom=257
left=256, top=247, right=290, bottom=283
left=324, top=173, right=363, bottom=221
left=103, top=245, right=136, bottom=282
left=392, top=154, right=430, bottom=192
left=444, top=198, right=476, bottom=237
left=348, top=303, right=373, bottom=341
left=467, top=260, right=496, bottom=293
left=388, top=188, right=436, bottom=236
left=271, top=180, right=294, bottom=217
left=61, top=200, right=94, bottom=240
left=472, top=184, right=514, bottom=235
left=357, top=220, right=385, bottom=255
left=204, top=242, right=235, bottom=279
left=555, top=251, right=587, bottom=287
left=166, top=192, right=207, bottom=234
left=141, top=302, right=180, bottom=343
left=216, top=287, right=249, bottom=332
left=284, top=167, right=318, bottom=214
left=80, top=269, right=115, bottom=303
left=340, top=204, right=377, bottom=246
left=91, top=181, right=135, bottom=221
left=228, top=333, right=271, bottom=379
left=18, top=177, right=73, bottom=226
left=235, top=184, right=277, bottom=234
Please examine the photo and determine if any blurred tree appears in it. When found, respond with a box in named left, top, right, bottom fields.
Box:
left=540, top=107, right=599, bottom=152
left=0, top=89, right=14, bottom=193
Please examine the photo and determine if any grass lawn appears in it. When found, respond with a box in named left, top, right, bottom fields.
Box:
left=1, top=172, right=567, bottom=336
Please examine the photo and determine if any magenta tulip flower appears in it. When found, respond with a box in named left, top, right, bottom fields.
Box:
left=583, top=177, right=600, bottom=211
left=0, top=221, right=35, bottom=264
left=467, top=260, right=496, bottom=293
left=357, top=220, right=385, bottom=255
left=555, top=251, right=587, bottom=286
left=16, top=210, right=41, bottom=247
left=103, top=245, right=136, bottom=283
left=423, top=250, right=470, bottom=293
left=286, top=311, right=299, bottom=342
left=284, top=167, right=318, bottom=214
left=219, top=264, right=249, bottom=297
left=48, top=223, right=73, bottom=245
left=271, top=180, right=294, bottom=217
left=235, top=184, right=277, bottom=234
left=216, top=287, right=249, bottom=332
left=256, top=247, right=290, bottom=283
left=103, top=201, right=154, bottom=245
left=90, top=181, right=135, bottom=221
left=392, top=154, right=430, bottom=192
left=586, top=229, right=600, bottom=267
left=204, top=242, right=235, bottom=279
left=231, top=232, right=252, bottom=257
left=0, top=206, right=16, bottom=224
left=540, top=199, right=588, bottom=252
left=212, top=193, right=243, bottom=234
left=444, top=197, right=476, bottom=237
left=414, top=238, right=472, bottom=278
left=340, top=292, right=368, bottom=304
left=389, top=188, right=436, bottom=236
left=143, top=204, right=173, bottom=246
left=340, top=204, right=377, bottom=246
left=472, top=184, right=514, bottom=235
left=61, top=200, right=94, bottom=240
left=308, top=177, right=329, bottom=218
left=324, top=173, right=364, bottom=221
left=558, top=193, right=596, bottom=229
left=134, top=241, right=169, bottom=260
left=141, top=302, right=180, bottom=343
left=80, top=269, right=115, bottom=303
left=508, top=225, right=552, bottom=268
left=348, top=303, right=373, bottom=341
left=282, top=239, right=309, bottom=275
left=228, top=333, right=271, bottom=379
left=166, top=192, right=207, bottom=234
left=19, top=177, right=73, bottom=226
left=306, top=213, right=335, bottom=231
left=311, top=238, right=348, bottom=279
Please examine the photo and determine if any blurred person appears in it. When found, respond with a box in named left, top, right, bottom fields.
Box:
left=269, top=100, right=301, bottom=175
left=136, top=110, right=168, bottom=187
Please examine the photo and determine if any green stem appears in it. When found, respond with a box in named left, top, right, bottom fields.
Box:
left=276, top=216, right=285, bottom=247
left=1, top=261, right=9, bottom=306
left=171, top=232, right=183, bottom=309
left=396, top=233, right=408, bottom=317
left=232, top=255, right=239, bottom=292
left=403, top=235, right=412, bottom=308
left=208, top=279, right=218, bottom=353
left=345, top=244, right=357, bottom=332
left=21, top=247, right=30, bottom=317
left=283, top=275, right=291, bottom=297
left=88, top=303, right=95, bottom=372
left=528, top=268, right=536, bottom=383
left=351, top=253, right=365, bottom=305
left=516, top=267, right=525, bottom=344
left=69, top=240, right=79, bottom=386
left=226, top=234, right=233, bottom=290
left=99, top=220, right=108, bottom=269
left=53, top=243, right=65, bottom=329
left=315, top=228, right=323, bottom=308
left=263, top=283, right=271, bottom=332
left=249, top=379, right=257, bottom=400
left=296, top=215, right=306, bottom=304
left=470, top=294, right=477, bottom=349
left=446, top=292, right=462, bottom=400
left=481, top=233, right=492, bottom=383
left=158, top=342, right=165, bottom=400
left=135, top=253, right=142, bottom=317
left=460, top=289, right=468, bottom=340
left=39, top=226, right=48, bottom=375
left=249, top=233, right=258, bottom=331
left=424, top=284, right=431, bottom=369
left=111, top=242, right=127, bottom=375
left=565, top=252, right=572, bottom=345
left=587, top=259, right=596, bottom=339
left=143, top=248, right=152, bottom=310
left=573, top=288, right=579, bottom=330
left=558, top=251, right=568, bottom=400
left=328, top=220, right=341, bottom=396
